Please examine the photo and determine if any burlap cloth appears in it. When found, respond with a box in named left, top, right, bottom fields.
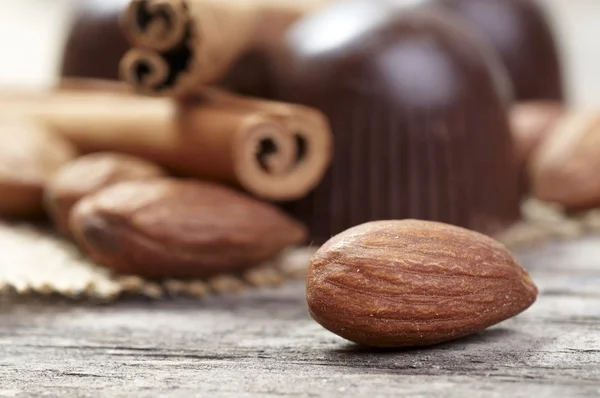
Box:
left=1, top=198, right=599, bottom=301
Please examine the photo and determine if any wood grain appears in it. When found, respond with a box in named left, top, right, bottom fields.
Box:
left=1, top=237, right=600, bottom=397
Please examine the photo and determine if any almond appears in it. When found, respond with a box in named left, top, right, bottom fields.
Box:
left=529, top=110, right=600, bottom=210
left=510, top=101, right=564, bottom=163
left=45, top=152, right=167, bottom=234
left=307, top=220, right=538, bottom=348
left=0, top=119, right=77, bottom=218
left=70, top=178, right=307, bottom=279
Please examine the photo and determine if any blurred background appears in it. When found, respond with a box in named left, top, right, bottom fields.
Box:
left=1, top=0, right=599, bottom=106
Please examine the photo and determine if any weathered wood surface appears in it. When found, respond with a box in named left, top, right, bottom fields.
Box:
left=1, top=237, right=600, bottom=397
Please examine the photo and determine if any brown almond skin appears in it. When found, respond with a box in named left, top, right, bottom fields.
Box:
left=45, top=152, right=167, bottom=235
left=510, top=101, right=565, bottom=163
left=307, top=220, right=538, bottom=348
left=0, top=120, right=77, bottom=218
left=529, top=110, right=600, bottom=210
left=70, top=178, right=307, bottom=279
left=510, top=101, right=564, bottom=195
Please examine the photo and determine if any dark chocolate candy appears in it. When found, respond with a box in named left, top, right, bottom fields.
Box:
left=224, top=0, right=566, bottom=102
left=269, top=0, right=521, bottom=243
left=219, top=49, right=274, bottom=99
left=60, top=0, right=131, bottom=81
left=435, top=0, right=564, bottom=101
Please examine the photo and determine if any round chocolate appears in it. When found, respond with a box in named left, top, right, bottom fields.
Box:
left=269, top=0, right=521, bottom=243
left=60, top=0, right=130, bottom=81
left=436, top=0, right=564, bottom=101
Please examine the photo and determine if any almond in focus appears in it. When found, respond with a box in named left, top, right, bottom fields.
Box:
left=306, top=220, right=538, bottom=348
left=70, top=178, right=307, bottom=279
left=45, top=152, right=167, bottom=234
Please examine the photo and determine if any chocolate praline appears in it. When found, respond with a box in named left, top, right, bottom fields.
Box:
left=60, top=0, right=130, bottom=81
left=269, top=0, right=521, bottom=243
left=435, top=0, right=564, bottom=101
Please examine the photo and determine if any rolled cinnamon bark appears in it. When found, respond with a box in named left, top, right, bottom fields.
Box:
left=57, top=77, right=134, bottom=94
left=0, top=86, right=332, bottom=202
left=119, top=0, right=329, bottom=97
left=121, top=0, right=190, bottom=52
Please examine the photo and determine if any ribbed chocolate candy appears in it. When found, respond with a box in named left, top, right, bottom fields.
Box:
left=270, top=0, right=521, bottom=243
left=436, top=0, right=564, bottom=101
left=60, top=0, right=131, bottom=81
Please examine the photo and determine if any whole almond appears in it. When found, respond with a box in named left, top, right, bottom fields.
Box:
left=529, top=110, right=600, bottom=210
left=510, top=101, right=564, bottom=163
left=0, top=119, right=77, bottom=218
left=307, top=220, right=537, bottom=348
left=70, top=178, right=307, bottom=279
left=45, top=152, right=167, bottom=234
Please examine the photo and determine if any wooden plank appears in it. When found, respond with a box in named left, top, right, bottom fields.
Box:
left=1, top=238, right=600, bottom=397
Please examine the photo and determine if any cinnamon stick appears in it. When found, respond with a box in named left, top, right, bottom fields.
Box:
left=0, top=83, right=332, bottom=202
left=57, top=77, right=135, bottom=94
left=119, top=0, right=329, bottom=97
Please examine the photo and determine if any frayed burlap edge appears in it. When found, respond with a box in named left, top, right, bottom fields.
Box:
left=1, top=198, right=599, bottom=302
left=0, top=222, right=316, bottom=302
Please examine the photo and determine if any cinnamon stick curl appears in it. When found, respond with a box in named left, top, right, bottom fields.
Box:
left=0, top=82, right=332, bottom=202
left=120, top=0, right=329, bottom=97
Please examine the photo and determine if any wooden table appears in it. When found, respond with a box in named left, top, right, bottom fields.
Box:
left=0, top=0, right=599, bottom=395
left=1, top=237, right=599, bottom=397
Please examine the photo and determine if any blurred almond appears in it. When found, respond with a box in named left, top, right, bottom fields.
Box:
left=0, top=119, right=77, bottom=218
left=70, top=178, right=307, bottom=279
left=510, top=101, right=564, bottom=162
left=45, top=152, right=167, bottom=234
left=529, top=110, right=600, bottom=210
